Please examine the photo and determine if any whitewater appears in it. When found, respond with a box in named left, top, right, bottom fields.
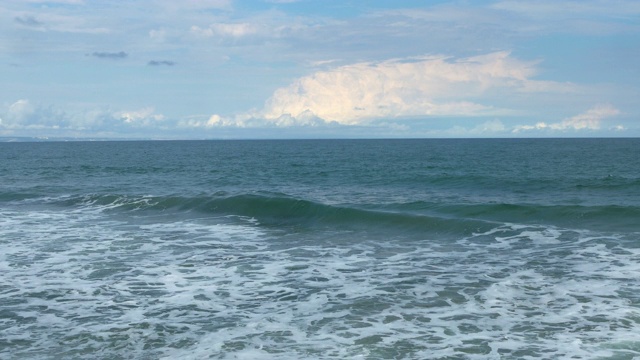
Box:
left=1, top=139, right=639, bottom=359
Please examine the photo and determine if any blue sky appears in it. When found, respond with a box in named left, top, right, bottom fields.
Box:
left=1, top=0, right=639, bottom=139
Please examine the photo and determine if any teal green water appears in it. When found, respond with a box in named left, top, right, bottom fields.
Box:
left=1, top=139, right=639, bottom=359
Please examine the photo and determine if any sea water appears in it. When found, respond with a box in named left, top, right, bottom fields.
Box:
left=1, top=139, right=639, bottom=359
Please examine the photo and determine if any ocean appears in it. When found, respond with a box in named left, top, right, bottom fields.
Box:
left=1, top=138, right=639, bottom=359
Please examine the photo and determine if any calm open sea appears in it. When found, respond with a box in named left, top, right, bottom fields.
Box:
left=1, top=139, right=639, bottom=359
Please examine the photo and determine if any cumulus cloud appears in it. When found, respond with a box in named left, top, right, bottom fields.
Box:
left=1, top=99, right=66, bottom=130
left=71, top=107, right=166, bottom=132
left=116, top=107, right=165, bottom=126
left=6, top=99, right=36, bottom=125
left=177, top=110, right=328, bottom=129
left=0, top=100, right=167, bottom=134
left=182, top=52, right=579, bottom=129
left=513, top=104, right=621, bottom=132
left=179, top=114, right=238, bottom=128
left=91, top=51, right=128, bottom=59
left=255, top=51, right=566, bottom=125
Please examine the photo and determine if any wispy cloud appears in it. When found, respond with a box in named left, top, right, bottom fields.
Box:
left=9, top=10, right=110, bottom=34
left=90, top=51, right=127, bottom=59
left=23, top=0, right=84, bottom=4
left=190, top=23, right=258, bottom=38
left=159, top=0, right=231, bottom=10
left=147, top=60, right=175, bottom=66
left=14, top=15, right=43, bottom=27
left=491, top=0, right=640, bottom=17
left=514, top=104, right=621, bottom=132
left=491, top=0, right=640, bottom=34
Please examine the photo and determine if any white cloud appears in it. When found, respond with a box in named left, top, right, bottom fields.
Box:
left=184, top=52, right=580, bottom=129
left=431, top=119, right=509, bottom=138
left=0, top=101, right=167, bottom=133
left=155, top=0, right=231, bottom=11
left=2, top=1, right=636, bottom=138
left=473, top=119, right=508, bottom=133
left=178, top=110, right=329, bottom=129
left=191, top=23, right=258, bottom=38
left=557, top=104, right=620, bottom=130
left=178, top=114, right=243, bottom=128
left=254, top=52, right=567, bottom=125
left=1, top=99, right=66, bottom=130
left=513, top=104, right=621, bottom=132
left=117, top=107, right=165, bottom=125
left=149, top=29, right=167, bottom=41
left=177, top=0, right=231, bottom=9
left=308, top=59, right=339, bottom=67
left=7, top=99, right=35, bottom=123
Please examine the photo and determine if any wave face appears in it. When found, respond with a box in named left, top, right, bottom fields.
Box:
left=24, top=191, right=640, bottom=235
left=1, top=139, right=640, bottom=358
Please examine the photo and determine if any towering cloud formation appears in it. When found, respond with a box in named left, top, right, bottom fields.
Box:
left=260, top=52, right=547, bottom=125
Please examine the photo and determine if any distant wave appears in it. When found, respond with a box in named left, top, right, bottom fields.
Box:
left=574, top=175, right=640, bottom=190
left=432, top=202, right=640, bottom=232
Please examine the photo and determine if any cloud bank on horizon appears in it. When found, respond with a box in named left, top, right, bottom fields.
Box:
left=0, top=0, right=638, bottom=138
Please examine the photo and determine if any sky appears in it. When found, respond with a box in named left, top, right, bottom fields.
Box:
left=1, top=0, right=639, bottom=139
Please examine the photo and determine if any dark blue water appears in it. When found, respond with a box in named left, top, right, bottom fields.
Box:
left=1, top=139, right=639, bottom=359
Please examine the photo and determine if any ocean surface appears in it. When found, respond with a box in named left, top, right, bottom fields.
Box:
left=1, top=138, right=639, bottom=359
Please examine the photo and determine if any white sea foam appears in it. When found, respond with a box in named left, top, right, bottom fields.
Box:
left=1, top=206, right=639, bottom=359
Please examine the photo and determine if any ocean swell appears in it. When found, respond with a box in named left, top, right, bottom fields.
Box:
left=23, top=192, right=640, bottom=234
